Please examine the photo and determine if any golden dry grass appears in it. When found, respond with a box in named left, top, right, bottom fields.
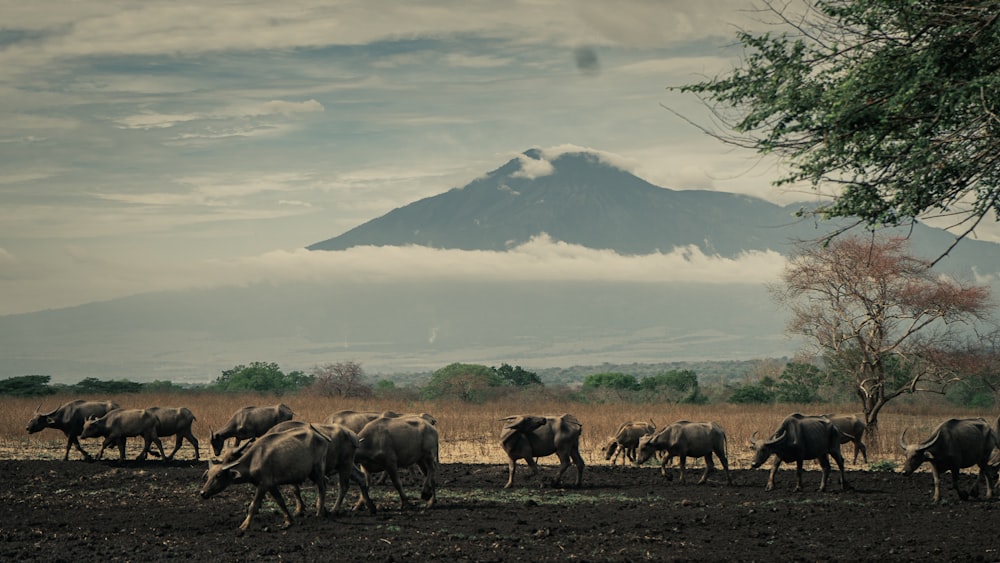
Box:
left=5, top=392, right=995, bottom=468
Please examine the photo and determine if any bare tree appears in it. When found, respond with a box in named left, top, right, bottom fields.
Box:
left=309, top=361, right=373, bottom=398
left=772, top=236, right=993, bottom=433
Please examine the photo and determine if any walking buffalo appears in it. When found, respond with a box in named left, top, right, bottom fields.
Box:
left=500, top=414, right=584, bottom=489
left=200, top=423, right=331, bottom=533
left=635, top=420, right=732, bottom=485
left=823, top=413, right=868, bottom=464
left=602, top=420, right=656, bottom=465
left=26, top=400, right=120, bottom=461
left=80, top=408, right=161, bottom=462
left=354, top=414, right=439, bottom=509
left=750, top=413, right=850, bottom=492
left=146, top=407, right=200, bottom=460
left=900, top=417, right=998, bottom=503
left=210, top=404, right=294, bottom=456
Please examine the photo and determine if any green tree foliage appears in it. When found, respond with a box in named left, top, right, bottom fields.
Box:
left=493, top=363, right=542, bottom=387
left=639, top=369, right=706, bottom=403
left=727, top=383, right=775, bottom=404
left=74, top=377, right=144, bottom=393
left=679, top=2, right=1000, bottom=247
left=582, top=372, right=640, bottom=391
left=422, top=363, right=503, bottom=402
left=0, top=375, right=55, bottom=396
left=212, top=361, right=313, bottom=394
left=775, top=362, right=825, bottom=403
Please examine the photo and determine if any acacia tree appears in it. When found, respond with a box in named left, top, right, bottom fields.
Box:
left=310, top=361, right=373, bottom=398
left=678, top=1, right=1000, bottom=254
left=772, top=236, right=992, bottom=432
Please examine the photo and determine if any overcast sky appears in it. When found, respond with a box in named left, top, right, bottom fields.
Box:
left=2, top=1, right=995, bottom=317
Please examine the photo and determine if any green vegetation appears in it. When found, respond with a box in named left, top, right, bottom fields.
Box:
left=679, top=1, right=1000, bottom=246
left=868, top=460, right=897, bottom=473
left=0, top=375, right=56, bottom=397
left=210, top=361, right=313, bottom=394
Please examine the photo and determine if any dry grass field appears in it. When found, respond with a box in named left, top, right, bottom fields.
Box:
left=4, top=391, right=994, bottom=467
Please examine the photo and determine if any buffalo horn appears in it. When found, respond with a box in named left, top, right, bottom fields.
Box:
left=899, top=428, right=909, bottom=449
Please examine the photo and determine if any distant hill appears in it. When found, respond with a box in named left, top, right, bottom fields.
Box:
left=1, top=147, right=997, bottom=384
left=308, top=148, right=999, bottom=274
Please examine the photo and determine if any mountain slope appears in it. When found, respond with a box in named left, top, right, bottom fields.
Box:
left=308, top=149, right=999, bottom=275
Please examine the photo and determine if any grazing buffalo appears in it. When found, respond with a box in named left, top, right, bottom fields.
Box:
left=200, top=423, right=331, bottom=533
left=750, top=413, right=850, bottom=492
left=602, top=420, right=656, bottom=465
left=146, top=407, right=199, bottom=460
left=210, top=404, right=294, bottom=456
left=26, top=400, right=120, bottom=461
left=822, top=413, right=868, bottom=464
left=900, top=417, right=998, bottom=503
left=354, top=414, right=439, bottom=509
left=635, top=420, right=732, bottom=485
left=500, top=414, right=584, bottom=489
left=324, top=410, right=436, bottom=433
left=253, top=420, right=377, bottom=515
left=80, top=408, right=161, bottom=462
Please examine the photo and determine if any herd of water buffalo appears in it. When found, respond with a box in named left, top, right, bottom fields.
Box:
left=24, top=399, right=1000, bottom=532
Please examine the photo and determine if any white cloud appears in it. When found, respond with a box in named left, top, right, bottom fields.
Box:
left=512, top=154, right=555, bottom=179
left=0, top=235, right=786, bottom=315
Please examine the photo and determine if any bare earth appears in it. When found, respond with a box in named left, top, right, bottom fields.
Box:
left=1, top=458, right=998, bottom=562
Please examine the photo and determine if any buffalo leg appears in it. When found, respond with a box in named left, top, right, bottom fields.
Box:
left=504, top=458, right=518, bottom=488
left=290, top=484, right=306, bottom=516
left=267, top=485, right=295, bottom=528
left=659, top=453, right=674, bottom=480
left=184, top=431, right=200, bottom=460
left=717, top=449, right=732, bottom=485
left=349, top=466, right=377, bottom=514
left=240, top=486, right=267, bottom=532
left=951, top=467, right=969, bottom=501
left=384, top=464, right=410, bottom=509
left=816, top=457, right=830, bottom=492
left=67, top=435, right=92, bottom=461
left=418, top=459, right=436, bottom=507
left=766, top=458, right=782, bottom=491
left=312, top=473, right=327, bottom=517
left=930, top=465, right=943, bottom=503
left=570, top=447, right=585, bottom=487
left=830, top=449, right=850, bottom=490
left=698, top=455, right=715, bottom=485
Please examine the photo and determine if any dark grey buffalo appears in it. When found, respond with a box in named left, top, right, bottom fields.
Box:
left=635, top=420, right=732, bottom=485
left=200, top=423, right=330, bottom=533
left=252, top=420, right=377, bottom=515
left=823, top=413, right=868, bottom=464
left=210, top=404, right=294, bottom=456
left=26, top=400, right=119, bottom=461
left=354, top=414, right=439, bottom=509
left=750, top=413, right=850, bottom=492
left=602, top=420, right=656, bottom=465
left=324, top=410, right=436, bottom=433
left=80, top=408, right=161, bottom=462
left=901, top=417, right=998, bottom=503
left=146, top=407, right=199, bottom=460
left=500, top=414, right=584, bottom=489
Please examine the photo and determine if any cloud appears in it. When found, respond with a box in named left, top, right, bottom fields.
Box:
left=0, top=235, right=787, bottom=315
left=512, top=154, right=555, bottom=179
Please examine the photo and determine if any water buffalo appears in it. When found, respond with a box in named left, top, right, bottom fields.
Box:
left=822, top=413, right=868, bottom=464
left=353, top=414, right=439, bottom=509
left=602, top=420, right=655, bottom=465
left=146, top=407, right=199, bottom=460
left=900, top=417, right=998, bottom=503
left=80, top=408, right=162, bottom=462
left=635, top=420, right=732, bottom=485
left=26, top=400, right=120, bottom=461
left=200, top=423, right=330, bottom=533
left=324, top=410, right=436, bottom=433
left=750, top=413, right=850, bottom=492
left=253, top=420, right=377, bottom=515
left=210, top=404, right=294, bottom=456
left=500, top=414, right=584, bottom=489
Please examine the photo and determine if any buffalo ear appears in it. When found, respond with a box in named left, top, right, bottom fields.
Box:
left=924, top=451, right=935, bottom=460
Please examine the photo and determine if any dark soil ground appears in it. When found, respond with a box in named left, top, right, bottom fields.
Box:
left=2, top=458, right=998, bottom=562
